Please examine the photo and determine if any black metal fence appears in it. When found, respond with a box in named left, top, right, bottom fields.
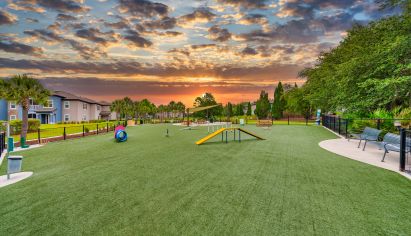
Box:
left=321, top=115, right=350, bottom=137
left=322, top=115, right=411, bottom=138
left=14, top=121, right=127, bottom=147
left=0, top=132, right=5, bottom=155
left=400, top=129, right=411, bottom=173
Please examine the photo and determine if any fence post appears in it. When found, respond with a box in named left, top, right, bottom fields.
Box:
left=83, top=125, right=85, bottom=137
left=306, top=117, right=308, bottom=126
left=107, top=123, right=109, bottom=132
left=377, top=119, right=381, bottom=130
left=399, top=128, right=406, bottom=172
left=37, top=128, right=40, bottom=144
left=345, top=119, right=349, bottom=139
left=63, top=127, right=66, bottom=140
left=288, top=116, right=290, bottom=125
left=338, top=117, right=341, bottom=134
left=97, top=124, right=99, bottom=135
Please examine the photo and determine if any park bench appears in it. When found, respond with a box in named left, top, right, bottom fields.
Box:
left=349, top=127, right=382, bottom=151
left=381, top=133, right=411, bottom=162
left=257, top=120, right=272, bottom=127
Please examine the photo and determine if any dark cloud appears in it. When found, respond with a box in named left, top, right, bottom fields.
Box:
left=216, top=0, right=268, bottom=9
left=168, top=48, right=190, bottom=57
left=47, top=22, right=61, bottom=32
left=163, top=31, right=182, bottom=37
left=104, top=20, right=130, bottom=30
left=0, top=39, right=43, bottom=56
left=191, top=44, right=216, bottom=50
left=24, top=29, right=65, bottom=42
left=25, top=17, right=39, bottom=23
left=124, top=30, right=152, bottom=48
left=240, top=47, right=258, bottom=56
left=118, top=0, right=169, bottom=17
left=56, top=13, right=77, bottom=21
left=208, top=25, right=231, bottom=42
left=144, top=17, right=177, bottom=30
left=24, top=29, right=106, bottom=59
left=66, top=22, right=86, bottom=30
left=179, top=7, right=216, bottom=23
left=239, top=19, right=324, bottom=44
left=0, top=10, right=17, bottom=25
left=240, top=14, right=268, bottom=25
left=16, top=0, right=89, bottom=13
left=75, top=28, right=118, bottom=46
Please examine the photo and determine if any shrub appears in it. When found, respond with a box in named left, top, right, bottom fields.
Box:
left=349, top=120, right=376, bottom=133
left=85, top=127, right=90, bottom=133
left=8, top=119, right=40, bottom=135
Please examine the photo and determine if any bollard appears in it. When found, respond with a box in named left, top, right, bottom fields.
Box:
left=8, top=137, right=14, bottom=152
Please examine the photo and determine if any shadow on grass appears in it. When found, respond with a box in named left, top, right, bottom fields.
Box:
left=199, top=139, right=263, bottom=146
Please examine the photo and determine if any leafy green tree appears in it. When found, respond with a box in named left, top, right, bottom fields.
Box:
left=255, top=90, right=270, bottom=119
left=246, top=102, right=252, bottom=116
left=193, top=93, right=221, bottom=118
left=300, top=5, right=411, bottom=115
left=285, top=86, right=312, bottom=118
left=225, top=102, right=233, bottom=118
left=0, top=75, right=50, bottom=144
left=272, top=82, right=286, bottom=119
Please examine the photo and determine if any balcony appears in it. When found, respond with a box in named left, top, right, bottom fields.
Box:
left=29, top=105, right=42, bottom=111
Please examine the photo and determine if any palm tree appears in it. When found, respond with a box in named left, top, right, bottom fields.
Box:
left=133, top=101, right=140, bottom=120
left=110, top=99, right=124, bottom=120
left=0, top=75, right=50, bottom=147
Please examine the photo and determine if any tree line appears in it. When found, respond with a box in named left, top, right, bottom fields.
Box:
left=110, top=97, right=186, bottom=120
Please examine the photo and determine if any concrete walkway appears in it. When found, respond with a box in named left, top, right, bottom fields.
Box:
left=0, top=172, right=33, bottom=188
left=319, top=138, right=411, bottom=180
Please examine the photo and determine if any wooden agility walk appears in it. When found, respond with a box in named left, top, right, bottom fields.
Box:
left=196, top=127, right=264, bottom=145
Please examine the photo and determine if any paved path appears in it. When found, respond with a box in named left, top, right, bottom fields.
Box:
left=319, top=138, right=411, bottom=180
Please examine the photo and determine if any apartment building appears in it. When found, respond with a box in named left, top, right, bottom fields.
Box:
left=0, top=91, right=116, bottom=124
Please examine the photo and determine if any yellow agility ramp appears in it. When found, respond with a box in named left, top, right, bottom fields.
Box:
left=237, top=128, right=265, bottom=140
left=196, top=127, right=264, bottom=145
left=196, top=128, right=226, bottom=145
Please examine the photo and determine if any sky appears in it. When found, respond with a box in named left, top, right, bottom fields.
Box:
left=0, top=0, right=399, bottom=105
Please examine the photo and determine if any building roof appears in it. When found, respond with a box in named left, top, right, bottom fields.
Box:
left=53, top=91, right=110, bottom=106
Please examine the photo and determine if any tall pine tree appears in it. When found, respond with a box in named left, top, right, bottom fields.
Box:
left=246, top=102, right=252, bottom=116
left=255, top=90, right=270, bottom=119
left=272, top=82, right=286, bottom=119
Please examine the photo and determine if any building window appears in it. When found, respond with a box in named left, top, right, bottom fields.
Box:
left=28, top=114, right=36, bottom=119
left=64, top=101, right=70, bottom=109
left=97, top=105, right=100, bottom=111
left=82, top=114, right=87, bottom=121
left=64, top=114, right=70, bottom=122
left=83, top=103, right=87, bottom=110
left=10, top=101, right=16, bottom=109
left=44, top=100, right=53, bottom=108
left=10, top=115, right=16, bottom=120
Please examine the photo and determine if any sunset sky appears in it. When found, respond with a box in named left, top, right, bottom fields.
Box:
left=0, top=0, right=399, bottom=105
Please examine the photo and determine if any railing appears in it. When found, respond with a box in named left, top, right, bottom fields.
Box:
left=0, top=132, right=5, bottom=155
left=400, top=129, right=411, bottom=173
left=29, top=105, right=42, bottom=110
left=322, top=115, right=411, bottom=138
left=321, top=115, right=349, bottom=137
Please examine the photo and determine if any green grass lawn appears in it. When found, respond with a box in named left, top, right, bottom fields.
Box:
left=12, top=122, right=116, bottom=142
left=1, top=124, right=410, bottom=235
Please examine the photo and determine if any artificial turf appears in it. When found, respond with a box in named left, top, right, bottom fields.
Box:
left=0, top=124, right=410, bottom=235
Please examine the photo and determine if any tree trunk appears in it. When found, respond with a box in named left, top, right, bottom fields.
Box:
left=21, top=98, right=29, bottom=140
